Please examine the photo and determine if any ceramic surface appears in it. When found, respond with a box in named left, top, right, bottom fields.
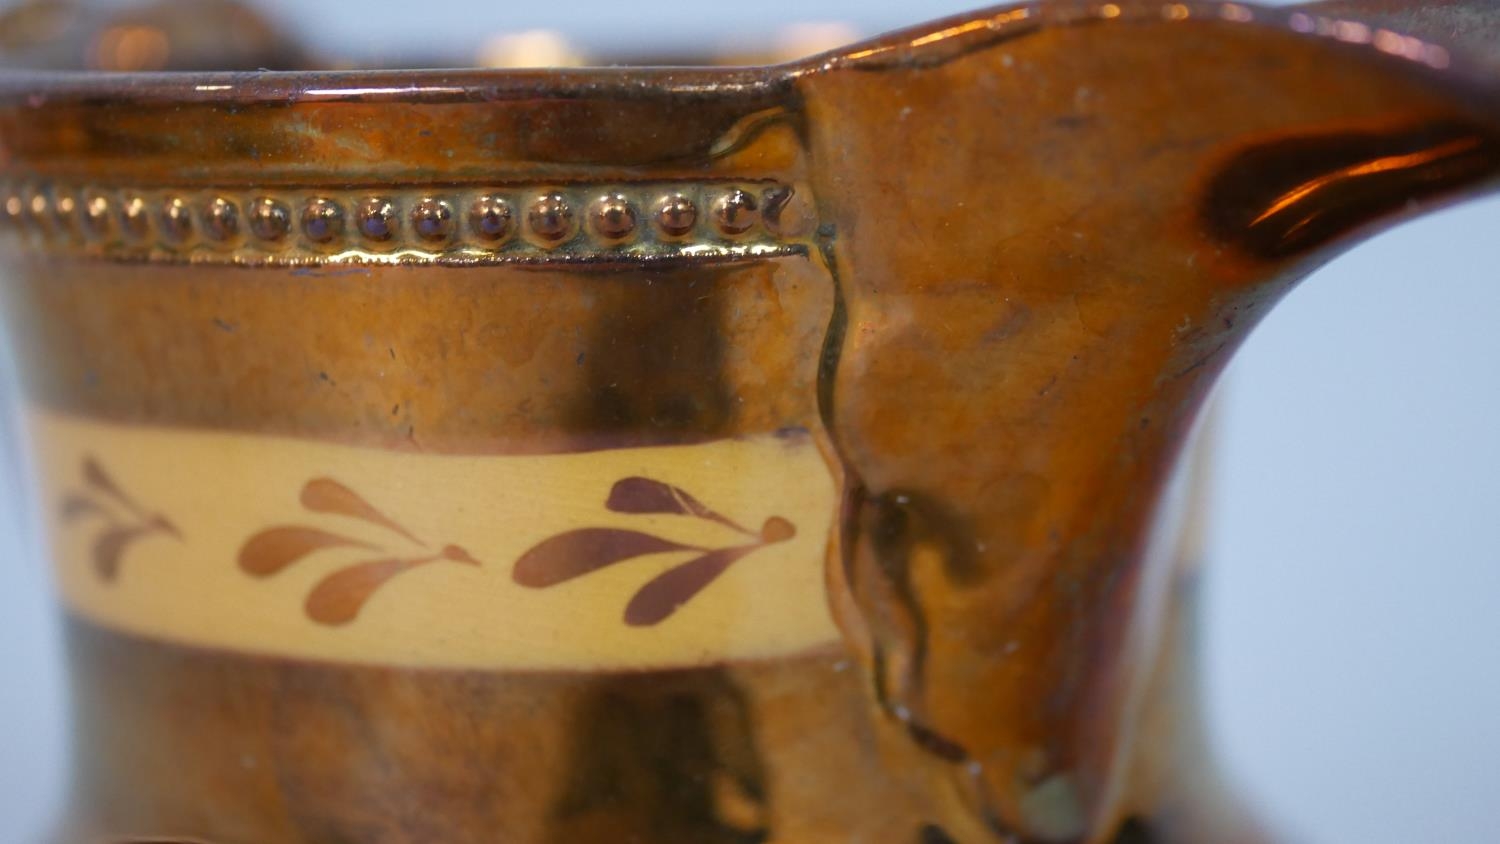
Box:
left=3, top=2, right=1499, bottom=842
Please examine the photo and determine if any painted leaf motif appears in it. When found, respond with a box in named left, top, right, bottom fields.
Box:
left=60, top=493, right=105, bottom=521
left=304, top=557, right=419, bottom=626
left=606, top=477, right=715, bottom=516
left=238, top=526, right=379, bottom=577
left=605, top=477, right=752, bottom=534
left=513, top=528, right=695, bottom=588
left=300, top=478, right=422, bottom=546
left=149, top=513, right=183, bottom=540
left=759, top=516, right=796, bottom=544
left=83, top=456, right=138, bottom=513
left=93, top=524, right=150, bottom=581
left=623, top=545, right=759, bottom=627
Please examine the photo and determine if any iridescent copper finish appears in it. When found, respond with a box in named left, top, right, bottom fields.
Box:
left=51, top=192, right=76, bottom=235
left=527, top=191, right=576, bottom=244
left=656, top=192, right=698, bottom=237
left=81, top=194, right=110, bottom=239
left=468, top=194, right=514, bottom=242
left=712, top=187, right=759, bottom=235
left=411, top=197, right=454, bottom=242
left=158, top=196, right=191, bottom=242
left=247, top=196, right=290, bottom=242
left=590, top=192, right=637, bottom=241
left=299, top=197, right=343, bottom=244
left=357, top=196, right=397, bottom=242
left=1, top=2, right=1499, bottom=843
left=0, top=180, right=801, bottom=264
left=119, top=195, right=149, bottom=241
left=204, top=197, right=239, bottom=242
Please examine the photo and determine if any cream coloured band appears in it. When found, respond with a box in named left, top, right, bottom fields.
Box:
left=26, top=407, right=839, bottom=670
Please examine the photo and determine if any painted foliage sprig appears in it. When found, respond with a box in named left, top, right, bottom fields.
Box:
left=513, top=477, right=796, bottom=626
left=237, top=478, right=480, bottom=626
left=59, top=456, right=180, bottom=581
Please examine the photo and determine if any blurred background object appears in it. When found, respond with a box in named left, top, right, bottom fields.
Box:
left=0, top=0, right=306, bottom=70
left=0, top=0, right=869, bottom=68
left=0, top=1, right=1497, bottom=843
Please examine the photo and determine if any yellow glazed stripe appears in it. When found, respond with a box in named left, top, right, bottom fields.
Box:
left=26, top=407, right=840, bottom=670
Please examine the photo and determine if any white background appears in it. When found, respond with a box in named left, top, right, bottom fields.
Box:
left=2, top=1, right=1499, bottom=842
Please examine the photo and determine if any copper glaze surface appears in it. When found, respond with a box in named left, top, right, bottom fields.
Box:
left=2, top=2, right=1500, bottom=843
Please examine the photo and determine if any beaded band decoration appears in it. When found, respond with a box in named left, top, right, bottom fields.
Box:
left=0, top=181, right=813, bottom=266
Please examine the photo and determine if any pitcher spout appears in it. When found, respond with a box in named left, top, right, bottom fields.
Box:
left=797, top=2, right=1500, bottom=839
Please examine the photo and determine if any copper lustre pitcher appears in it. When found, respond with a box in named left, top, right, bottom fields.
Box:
left=1, top=1, right=1498, bottom=842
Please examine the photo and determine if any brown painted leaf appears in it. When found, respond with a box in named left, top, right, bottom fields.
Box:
left=605, top=477, right=752, bottom=534
left=82, top=456, right=121, bottom=496
left=624, top=545, right=760, bottom=627
left=149, top=513, right=183, bottom=541
left=513, top=528, right=695, bottom=588
left=606, top=477, right=710, bottom=516
left=759, top=516, right=796, bottom=543
left=300, top=478, right=423, bottom=546
left=82, top=456, right=142, bottom=516
left=93, top=524, right=151, bottom=581
left=238, top=527, right=379, bottom=577
left=60, top=493, right=105, bottom=521
left=304, top=557, right=422, bottom=626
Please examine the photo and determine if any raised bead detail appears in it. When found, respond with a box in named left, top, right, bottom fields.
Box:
left=357, top=197, right=397, bottom=242
left=52, top=194, right=77, bottom=232
left=590, top=193, right=637, bottom=241
left=712, top=188, right=759, bottom=235
left=120, top=196, right=150, bottom=240
left=82, top=195, right=111, bottom=239
left=205, top=197, right=239, bottom=242
left=468, top=195, right=513, bottom=242
left=0, top=181, right=806, bottom=264
left=412, top=198, right=454, bottom=242
left=160, top=197, right=193, bottom=242
left=527, top=193, right=575, bottom=244
left=301, top=198, right=343, bottom=244
left=655, top=193, right=697, bottom=237
left=249, top=197, right=291, bottom=242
